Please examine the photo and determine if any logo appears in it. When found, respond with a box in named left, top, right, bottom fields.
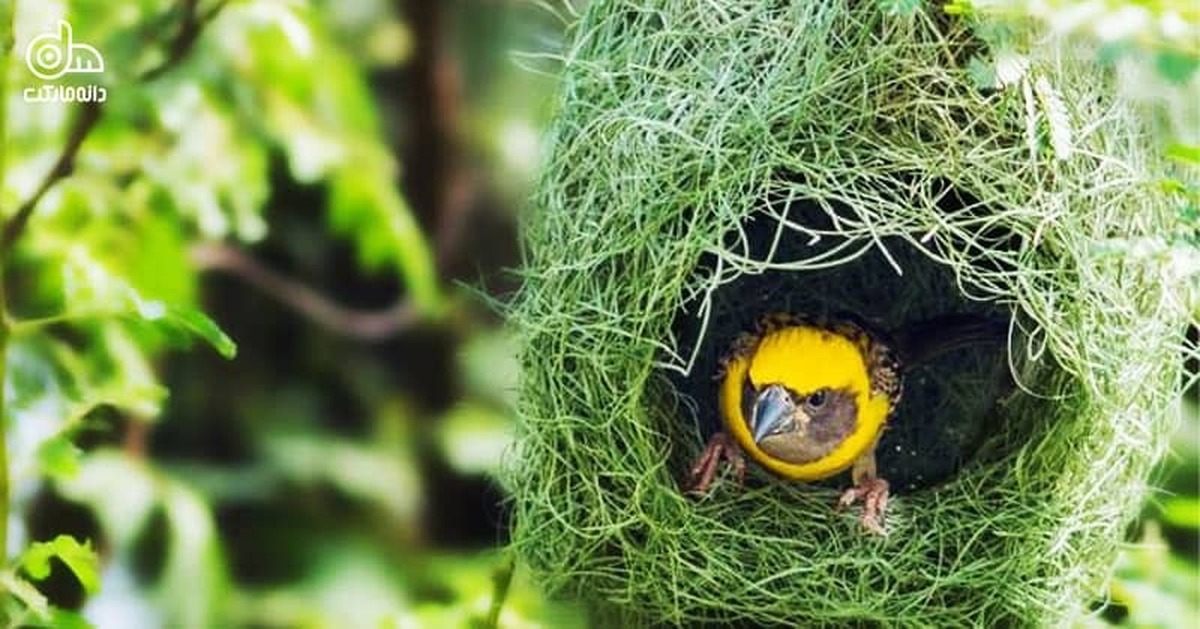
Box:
left=26, top=20, right=104, bottom=79
left=23, top=20, right=107, bottom=103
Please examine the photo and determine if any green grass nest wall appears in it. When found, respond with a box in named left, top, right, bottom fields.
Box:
left=504, top=1, right=1187, bottom=625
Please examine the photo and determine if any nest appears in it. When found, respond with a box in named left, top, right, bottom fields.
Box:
left=503, top=1, right=1189, bottom=625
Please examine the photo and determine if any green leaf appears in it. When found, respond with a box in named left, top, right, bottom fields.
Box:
left=1156, top=50, right=1200, bottom=84
left=263, top=432, right=422, bottom=522
left=38, top=250, right=238, bottom=359
left=942, top=0, right=972, bottom=16
left=458, top=332, right=519, bottom=406
left=1160, top=496, right=1200, bottom=529
left=95, top=324, right=170, bottom=417
left=120, top=210, right=199, bottom=307
left=436, top=404, right=514, bottom=476
left=162, top=306, right=238, bottom=359
left=1111, top=524, right=1200, bottom=627
left=20, top=535, right=101, bottom=595
left=1161, top=178, right=1189, bottom=196
left=36, top=435, right=82, bottom=480
left=157, top=482, right=233, bottom=628
left=329, top=160, right=441, bottom=313
left=1166, top=144, right=1200, bottom=166
left=1095, top=42, right=1131, bottom=67
left=48, top=609, right=95, bottom=629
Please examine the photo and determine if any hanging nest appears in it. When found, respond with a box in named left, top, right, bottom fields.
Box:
left=503, top=1, right=1188, bottom=625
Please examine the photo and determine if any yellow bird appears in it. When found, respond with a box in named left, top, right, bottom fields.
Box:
left=686, top=312, right=1001, bottom=535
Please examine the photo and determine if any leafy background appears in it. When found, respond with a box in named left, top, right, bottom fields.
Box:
left=0, top=0, right=1194, bottom=627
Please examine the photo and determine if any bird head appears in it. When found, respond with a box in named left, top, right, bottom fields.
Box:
left=745, top=381, right=857, bottom=463
left=740, top=326, right=868, bottom=464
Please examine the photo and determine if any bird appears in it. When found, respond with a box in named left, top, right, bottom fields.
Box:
left=684, top=312, right=1006, bottom=535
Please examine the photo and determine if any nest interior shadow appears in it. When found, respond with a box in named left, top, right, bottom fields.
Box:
left=667, top=197, right=1015, bottom=495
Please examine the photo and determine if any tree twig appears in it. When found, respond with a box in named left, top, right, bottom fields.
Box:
left=484, top=553, right=516, bottom=629
left=1, top=0, right=228, bottom=248
left=139, top=0, right=227, bottom=82
left=1, top=100, right=102, bottom=248
left=190, top=243, right=422, bottom=341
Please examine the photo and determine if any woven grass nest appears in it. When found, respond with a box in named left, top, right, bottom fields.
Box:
left=503, top=1, right=1188, bottom=625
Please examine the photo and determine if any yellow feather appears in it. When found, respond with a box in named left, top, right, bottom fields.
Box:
left=720, top=325, right=890, bottom=481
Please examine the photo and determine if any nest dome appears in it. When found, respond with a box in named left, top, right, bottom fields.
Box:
left=504, top=1, right=1186, bottom=625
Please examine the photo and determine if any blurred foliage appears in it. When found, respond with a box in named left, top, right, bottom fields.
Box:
left=0, top=0, right=578, bottom=626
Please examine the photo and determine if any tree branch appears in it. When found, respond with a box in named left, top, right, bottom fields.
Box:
left=190, top=243, right=422, bottom=341
left=0, top=0, right=14, bottom=564
left=139, top=0, right=227, bottom=82
left=0, top=0, right=228, bottom=248
left=400, top=0, right=475, bottom=273
left=1, top=100, right=102, bottom=248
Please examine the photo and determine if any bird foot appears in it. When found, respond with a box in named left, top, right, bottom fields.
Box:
left=837, top=477, right=889, bottom=536
left=685, top=432, right=745, bottom=496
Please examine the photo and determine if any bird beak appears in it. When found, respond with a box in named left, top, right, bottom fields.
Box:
left=751, top=384, right=794, bottom=445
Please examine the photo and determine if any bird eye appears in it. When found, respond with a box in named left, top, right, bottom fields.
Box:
left=807, top=389, right=827, bottom=408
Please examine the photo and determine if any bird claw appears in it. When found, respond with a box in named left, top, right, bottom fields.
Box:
left=686, top=432, right=745, bottom=496
left=837, top=477, right=889, bottom=536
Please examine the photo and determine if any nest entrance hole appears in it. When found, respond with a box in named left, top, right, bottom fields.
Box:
left=664, top=195, right=1018, bottom=494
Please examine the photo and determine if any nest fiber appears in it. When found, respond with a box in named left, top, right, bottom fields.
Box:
left=505, top=1, right=1188, bottom=625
